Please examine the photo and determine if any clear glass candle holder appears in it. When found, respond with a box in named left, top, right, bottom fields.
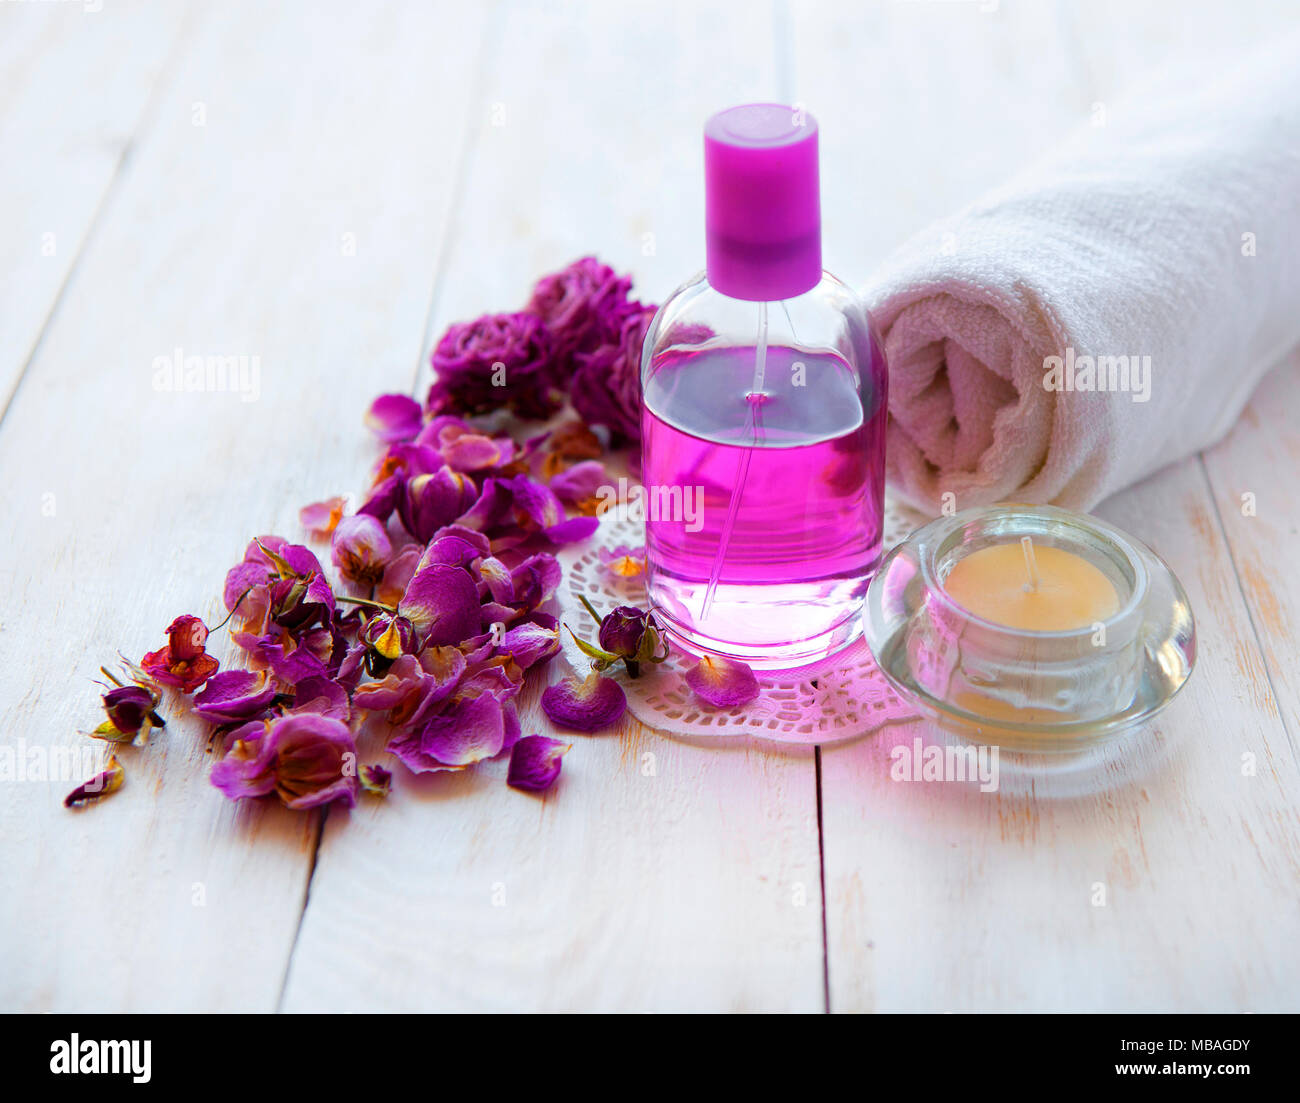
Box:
left=865, top=505, right=1197, bottom=752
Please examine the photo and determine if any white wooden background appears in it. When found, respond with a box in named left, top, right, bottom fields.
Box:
left=2, top=0, right=1298, bottom=1012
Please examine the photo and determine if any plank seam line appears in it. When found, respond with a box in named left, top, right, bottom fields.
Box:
left=275, top=805, right=329, bottom=1012
left=781, top=0, right=828, bottom=1017
left=1197, top=451, right=1299, bottom=765
left=405, top=1, right=503, bottom=398
left=0, top=5, right=200, bottom=435
left=815, top=745, right=830, bottom=1014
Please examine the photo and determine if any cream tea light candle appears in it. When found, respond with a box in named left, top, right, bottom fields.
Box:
left=941, top=538, right=1120, bottom=631
left=865, top=505, right=1196, bottom=751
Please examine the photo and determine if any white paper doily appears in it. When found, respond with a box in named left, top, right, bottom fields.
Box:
left=555, top=497, right=928, bottom=746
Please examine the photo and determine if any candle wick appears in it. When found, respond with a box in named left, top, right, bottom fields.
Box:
left=1020, top=535, right=1041, bottom=593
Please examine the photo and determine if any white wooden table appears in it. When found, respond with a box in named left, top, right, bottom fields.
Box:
left=3, top=0, right=1297, bottom=1012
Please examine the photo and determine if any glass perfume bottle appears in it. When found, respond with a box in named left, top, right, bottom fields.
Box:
left=641, top=103, right=888, bottom=669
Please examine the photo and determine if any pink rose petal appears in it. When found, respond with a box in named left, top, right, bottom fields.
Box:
left=365, top=393, right=423, bottom=443
left=193, top=669, right=278, bottom=725
left=541, top=672, right=626, bottom=732
left=299, top=496, right=348, bottom=538
left=684, top=654, right=760, bottom=708
left=550, top=459, right=606, bottom=504
left=507, top=735, right=571, bottom=793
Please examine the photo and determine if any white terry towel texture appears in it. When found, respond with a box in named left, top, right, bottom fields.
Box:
left=863, top=35, right=1300, bottom=513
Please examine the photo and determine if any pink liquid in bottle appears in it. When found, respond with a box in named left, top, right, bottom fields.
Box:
left=642, top=342, right=887, bottom=667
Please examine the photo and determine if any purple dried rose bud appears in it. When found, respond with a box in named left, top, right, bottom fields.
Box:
left=359, top=612, right=417, bottom=671
left=526, top=257, right=634, bottom=370
left=64, top=754, right=125, bottom=808
left=97, top=685, right=159, bottom=740
left=426, top=311, right=559, bottom=419
left=598, top=606, right=651, bottom=659
left=397, top=466, right=477, bottom=543
left=541, top=672, right=626, bottom=733
left=210, top=713, right=359, bottom=810
left=684, top=654, right=761, bottom=708
left=193, top=669, right=278, bottom=725
left=359, top=763, right=392, bottom=796
left=571, top=598, right=668, bottom=677
left=243, top=540, right=337, bottom=637
left=330, top=513, right=393, bottom=587
left=507, top=734, right=571, bottom=793
left=365, top=393, right=423, bottom=443
left=571, top=301, right=654, bottom=446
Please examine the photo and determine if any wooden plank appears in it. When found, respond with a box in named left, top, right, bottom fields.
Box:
left=0, top=0, right=488, bottom=1011
left=0, top=0, right=190, bottom=410
left=1200, top=353, right=1300, bottom=749
left=281, top=0, right=828, bottom=1012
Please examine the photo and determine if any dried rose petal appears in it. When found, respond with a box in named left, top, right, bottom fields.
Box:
left=375, top=544, right=421, bottom=607
left=360, top=763, right=392, bottom=796
left=541, top=672, right=626, bottom=732
left=299, top=496, right=348, bottom=538
left=538, top=421, right=604, bottom=481
left=417, top=416, right=519, bottom=472
left=504, top=473, right=564, bottom=529
left=257, top=637, right=329, bottom=686
left=64, top=754, right=125, bottom=808
left=210, top=713, right=358, bottom=810
left=193, top=670, right=277, bottom=725
left=544, top=516, right=600, bottom=545
left=437, top=431, right=510, bottom=472
left=387, top=692, right=513, bottom=773
left=365, top=393, right=423, bottom=443
left=289, top=675, right=351, bottom=721
left=498, top=621, right=560, bottom=671
left=507, top=735, right=570, bottom=793
left=684, top=654, right=760, bottom=708
left=419, top=526, right=490, bottom=570
left=353, top=652, right=463, bottom=728
left=398, top=562, right=480, bottom=648
left=550, top=459, right=606, bottom=505
left=597, top=544, right=646, bottom=580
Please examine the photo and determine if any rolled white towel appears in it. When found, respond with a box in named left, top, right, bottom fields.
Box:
left=863, top=34, right=1300, bottom=513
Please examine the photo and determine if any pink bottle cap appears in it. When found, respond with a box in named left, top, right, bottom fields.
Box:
left=705, top=103, right=821, bottom=302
